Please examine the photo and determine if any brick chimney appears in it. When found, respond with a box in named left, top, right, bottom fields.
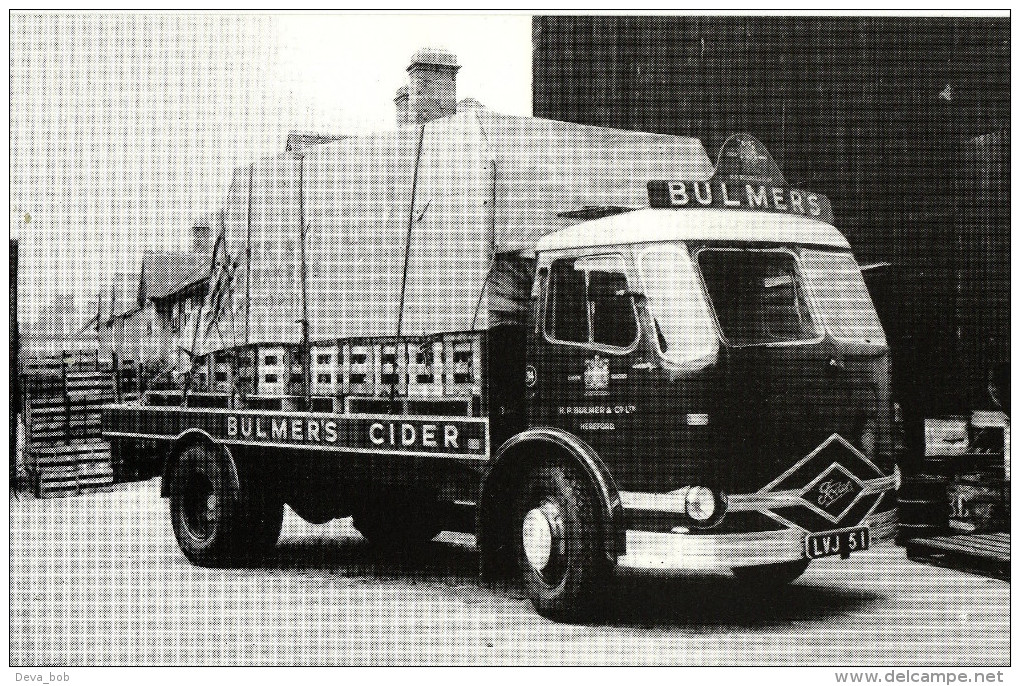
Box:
left=191, top=219, right=212, bottom=256
left=394, top=84, right=409, bottom=126
left=406, top=48, right=461, bottom=126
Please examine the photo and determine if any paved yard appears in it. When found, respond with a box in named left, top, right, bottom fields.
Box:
left=10, top=480, right=1010, bottom=665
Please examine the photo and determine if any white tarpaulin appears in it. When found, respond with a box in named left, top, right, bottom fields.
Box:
left=196, top=105, right=713, bottom=354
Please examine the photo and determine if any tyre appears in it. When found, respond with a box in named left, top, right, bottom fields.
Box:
left=169, top=443, right=284, bottom=567
left=352, top=493, right=443, bottom=549
left=512, top=462, right=610, bottom=620
left=731, top=559, right=810, bottom=587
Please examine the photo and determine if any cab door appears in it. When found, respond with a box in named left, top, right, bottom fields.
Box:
left=528, top=251, right=642, bottom=467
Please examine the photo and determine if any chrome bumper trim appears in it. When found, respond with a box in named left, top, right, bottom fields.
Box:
left=616, top=508, right=897, bottom=571
left=619, top=474, right=895, bottom=515
left=727, top=474, right=896, bottom=512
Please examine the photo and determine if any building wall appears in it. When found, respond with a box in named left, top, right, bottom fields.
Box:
left=533, top=15, right=1009, bottom=413
left=955, top=130, right=1010, bottom=407
left=154, top=283, right=208, bottom=373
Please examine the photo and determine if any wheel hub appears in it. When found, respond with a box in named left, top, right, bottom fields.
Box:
left=182, top=474, right=216, bottom=540
left=522, top=501, right=563, bottom=571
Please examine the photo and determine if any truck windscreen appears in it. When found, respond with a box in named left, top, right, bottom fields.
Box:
left=695, top=248, right=819, bottom=346
left=637, top=244, right=718, bottom=365
left=799, top=249, right=887, bottom=345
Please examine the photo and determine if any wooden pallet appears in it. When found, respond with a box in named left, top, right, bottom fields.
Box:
left=895, top=474, right=950, bottom=543
left=19, top=354, right=117, bottom=498
left=24, top=394, right=111, bottom=451
left=905, top=532, right=1010, bottom=581
left=20, top=351, right=100, bottom=376
left=32, top=440, right=114, bottom=498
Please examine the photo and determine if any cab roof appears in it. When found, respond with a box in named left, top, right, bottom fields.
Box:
left=535, top=207, right=851, bottom=253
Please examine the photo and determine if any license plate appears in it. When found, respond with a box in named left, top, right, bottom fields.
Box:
left=805, top=527, right=870, bottom=559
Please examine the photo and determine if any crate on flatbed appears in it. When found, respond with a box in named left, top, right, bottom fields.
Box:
left=162, top=332, right=486, bottom=412
left=310, top=343, right=340, bottom=397
left=211, top=351, right=235, bottom=394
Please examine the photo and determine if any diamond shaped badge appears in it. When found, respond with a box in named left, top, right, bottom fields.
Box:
left=799, top=462, right=866, bottom=522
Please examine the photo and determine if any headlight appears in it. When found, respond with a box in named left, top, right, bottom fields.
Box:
left=860, top=418, right=878, bottom=460
left=685, top=486, right=716, bottom=521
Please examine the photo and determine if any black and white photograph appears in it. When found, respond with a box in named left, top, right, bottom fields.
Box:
left=9, top=12, right=1010, bottom=671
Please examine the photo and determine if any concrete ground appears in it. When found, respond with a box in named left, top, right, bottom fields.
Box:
left=10, top=480, right=1010, bottom=666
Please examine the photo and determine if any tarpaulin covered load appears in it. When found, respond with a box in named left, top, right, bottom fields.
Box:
left=196, top=104, right=713, bottom=354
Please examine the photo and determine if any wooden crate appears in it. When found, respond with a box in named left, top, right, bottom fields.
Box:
left=406, top=339, right=444, bottom=398
left=211, top=351, right=235, bottom=394
left=257, top=346, right=287, bottom=396
left=189, top=355, right=210, bottom=392
left=286, top=345, right=306, bottom=396
left=948, top=471, right=1007, bottom=534
left=234, top=347, right=257, bottom=396
left=378, top=339, right=407, bottom=397
left=310, top=343, right=340, bottom=396
left=22, top=373, right=113, bottom=459
left=20, top=351, right=98, bottom=377
left=444, top=333, right=482, bottom=397
left=345, top=342, right=376, bottom=397
left=65, top=372, right=116, bottom=406
left=32, top=440, right=113, bottom=499
left=25, top=408, right=103, bottom=441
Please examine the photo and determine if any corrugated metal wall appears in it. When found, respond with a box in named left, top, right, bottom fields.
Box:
left=955, top=130, right=1010, bottom=409
left=533, top=16, right=1009, bottom=414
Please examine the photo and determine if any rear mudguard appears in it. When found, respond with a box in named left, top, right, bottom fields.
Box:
left=159, top=429, right=240, bottom=498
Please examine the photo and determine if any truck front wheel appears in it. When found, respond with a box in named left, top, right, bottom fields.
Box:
left=169, top=443, right=284, bottom=567
left=513, top=462, right=610, bottom=620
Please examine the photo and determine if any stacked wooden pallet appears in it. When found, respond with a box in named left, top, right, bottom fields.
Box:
left=896, top=473, right=950, bottom=543
left=905, top=532, right=1010, bottom=581
left=66, top=370, right=117, bottom=405
left=31, top=441, right=114, bottom=499
left=19, top=354, right=116, bottom=498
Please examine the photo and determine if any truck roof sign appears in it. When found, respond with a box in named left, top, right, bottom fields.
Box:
left=713, top=133, right=786, bottom=185
left=647, top=180, right=835, bottom=225
left=647, top=133, right=835, bottom=225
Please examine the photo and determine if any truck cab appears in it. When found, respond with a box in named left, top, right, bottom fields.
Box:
left=495, top=179, right=897, bottom=616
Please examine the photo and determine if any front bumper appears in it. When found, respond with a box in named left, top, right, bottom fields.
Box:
left=616, top=500, right=897, bottom=571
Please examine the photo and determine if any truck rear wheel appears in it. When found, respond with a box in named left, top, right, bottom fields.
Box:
left=513, top=462, right=610, bottom=620
left=169, top=443, right=284, bottom=567
left=731, top=559, right=810, bottom=587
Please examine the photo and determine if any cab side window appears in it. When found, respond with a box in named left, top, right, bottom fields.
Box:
left=546, top=260, right=588, bottom=343
left=545, top=254, right=638, bottom=350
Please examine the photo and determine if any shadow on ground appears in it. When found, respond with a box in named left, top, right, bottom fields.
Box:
left=194, top=531, right=884, bottom=630
left=592, top=570, right=881, bottom=630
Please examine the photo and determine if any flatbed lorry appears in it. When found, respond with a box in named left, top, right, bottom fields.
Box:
left=103, top=99, right=897, bottom=619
